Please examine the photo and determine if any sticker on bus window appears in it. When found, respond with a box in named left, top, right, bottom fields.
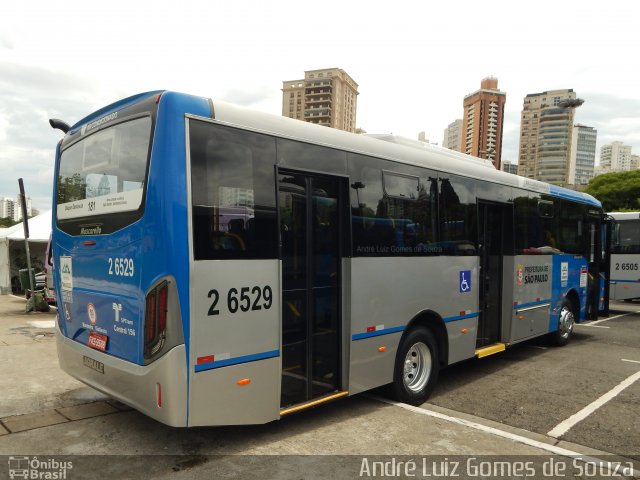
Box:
left=580, top=267, right=588, bottom=288
left=561, top=262, right=569, bottom=287
left=60, top=256, right=73, bottom=292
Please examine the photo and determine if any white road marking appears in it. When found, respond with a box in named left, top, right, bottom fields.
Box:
left=576, top=324, right=610, bottom=329
left=586, top=310, right=640, bottom=325
left=547, top=370, right=640, bottom=438
left=622, top=359, right=640, bottom=364
left=370, top=395, right=639, bottom=477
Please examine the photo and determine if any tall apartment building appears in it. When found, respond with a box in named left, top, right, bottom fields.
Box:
left=517, top=89, right=582, bottom=186
left=599, top=141, right=633, bottom=172
left=282, top=68, right=359, bottom=133
left=501, top=160, right=518, bottom=175
left=442, top=119, right=463, bottom=152
left=568, top=124, right=597, bottom=186
left=0, top=195, right=32, bottom=221
left=461, top=77, right=506, bottom=169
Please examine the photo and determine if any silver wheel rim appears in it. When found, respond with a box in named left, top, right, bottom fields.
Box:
left=559, top=306, right=575, bottom=339
left=403, top=342, right=432, bottom=393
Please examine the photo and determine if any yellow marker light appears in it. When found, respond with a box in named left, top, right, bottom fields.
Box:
left=237, top=379, right=251, bottom=386
left=378, top=346, right=387, bottom=352
left=518, top=315, right=525, bottom=320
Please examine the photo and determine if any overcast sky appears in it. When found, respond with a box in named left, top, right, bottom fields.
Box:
left=2, top=0, right=639, bottom=211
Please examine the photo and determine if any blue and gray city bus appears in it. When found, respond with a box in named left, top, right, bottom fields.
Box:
left=608, top=212, right=640, bottom=301
left=50, top=91, right=607, bottom=427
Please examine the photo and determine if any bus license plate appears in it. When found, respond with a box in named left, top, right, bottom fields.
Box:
left=87, top=332, right=108, bottom=352
left=83, top=355, right=104, bottom=374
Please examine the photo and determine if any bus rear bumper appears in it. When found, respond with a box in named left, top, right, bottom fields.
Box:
left=56, top=331, right=188, bottom=427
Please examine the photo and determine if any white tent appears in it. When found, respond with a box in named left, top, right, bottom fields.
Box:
left=0, top=210, right=51, bottom=294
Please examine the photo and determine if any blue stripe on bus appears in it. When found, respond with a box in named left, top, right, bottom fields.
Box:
left=443, top=312, right=480, bottom=323
left=513, top=299, right=552, bottom=309
left=194, top=349, right=280, bottom=373
left=352, top=326, right=405, bottom=341
left=611, top=279, right=640, bottom=283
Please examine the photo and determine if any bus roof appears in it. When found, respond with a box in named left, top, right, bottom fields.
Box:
left=209, top=98, right=601, bottom=209
left=608, top=212, right=640, bottom=221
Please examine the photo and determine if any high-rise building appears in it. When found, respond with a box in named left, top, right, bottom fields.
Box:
left=568, top=124, right=597, bottom=186
left=442, top=119, right=463, bottom=152
left=517, top=89, right=582, bottom=186
left=599, top=141, right=633, bottom=172
left=461, top=77, right=506, bottom=169
left=501, top=160, right=518, bottom=175
left=0, top=197, right=15, bottom=219
left=282, top=68, right=359, bottom=132
left=0, top=195, right=31, bottom=221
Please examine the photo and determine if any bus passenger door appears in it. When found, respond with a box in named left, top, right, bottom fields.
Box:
left=278, top=171, right=346, bottom=409
left=477, top=202, right=512, bottom=347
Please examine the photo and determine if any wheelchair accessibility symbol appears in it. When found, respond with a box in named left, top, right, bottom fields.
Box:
left=459, top=270, right=471, bottom=293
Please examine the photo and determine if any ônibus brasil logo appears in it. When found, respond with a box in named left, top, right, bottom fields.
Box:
left=8, top=456, right=73, bottom=479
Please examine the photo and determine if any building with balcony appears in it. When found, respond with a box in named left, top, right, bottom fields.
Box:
left=282, top=68, right=358, bottom=132
left=517, top=89, right=582, bottom=186
left=461, top=77, right=506, bottom=169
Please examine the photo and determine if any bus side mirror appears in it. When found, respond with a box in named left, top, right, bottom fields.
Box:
left=49, top=118, right=70, bottom=134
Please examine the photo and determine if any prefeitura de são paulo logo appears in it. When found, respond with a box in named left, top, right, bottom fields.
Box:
left=87, top=303, right=97, bottom=325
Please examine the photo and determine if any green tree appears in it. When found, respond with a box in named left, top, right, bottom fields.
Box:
left=0, top=217, right=19, bottom=227
left=584, top=170, right=640, bottom=211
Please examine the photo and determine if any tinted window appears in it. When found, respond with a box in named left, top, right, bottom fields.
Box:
left=190, top=120, right=277, bottom=260
left=514, top=194, right=557, bottom=254
left=277, top=138, right=347, bottom=175
left=557, top=201, right=589, bottom=255
left=613, top=219, right=640, bottom=254
left=439, top=175, right=477, bottom=255
left=57, top=117, right=151, bottom=221
left=349, top=154, right=437, bottom=256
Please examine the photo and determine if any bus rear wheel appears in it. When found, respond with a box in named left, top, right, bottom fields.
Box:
left=392, top=327, right=439, bottom=405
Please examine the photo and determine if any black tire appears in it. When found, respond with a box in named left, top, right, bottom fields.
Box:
left=550, top=299, right=575, bottom=346
left=392, top=327, right=440, bottom=405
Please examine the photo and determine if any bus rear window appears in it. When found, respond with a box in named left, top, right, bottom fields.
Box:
left=56, top=116, right=151, bottom=221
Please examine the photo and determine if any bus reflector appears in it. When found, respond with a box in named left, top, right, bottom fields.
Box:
left=461, top=328, right=468, bottom=334
left=237, top=379, right=251, bottom=386
left=197, top=355, right=214, bottom=365
left=378, top=346, right=387, bottom=352
left=156, top=383, right=162, bottom=408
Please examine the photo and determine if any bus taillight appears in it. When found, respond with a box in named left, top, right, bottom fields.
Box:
left=158, top=284, right=168, bottom=334
left=144, top=282, right=168, bottom=359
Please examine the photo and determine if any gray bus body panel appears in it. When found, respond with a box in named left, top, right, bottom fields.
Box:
left=57, top=332, right=188, bottom=427
left=188, top=260, right=281, bottom=426
left=348, top=256, right=478, bottom=394
left=509, top=256, right=554, bottom=342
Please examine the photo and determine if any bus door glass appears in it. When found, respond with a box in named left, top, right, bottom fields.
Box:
left=477, top=202, right=511, bottom=347
left=278, top=171, right=345, bottom=407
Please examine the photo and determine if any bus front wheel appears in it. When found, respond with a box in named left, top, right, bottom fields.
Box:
left=551, top=299, right=575, bottom=346
left=392, top=327, right=439, bottom=405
